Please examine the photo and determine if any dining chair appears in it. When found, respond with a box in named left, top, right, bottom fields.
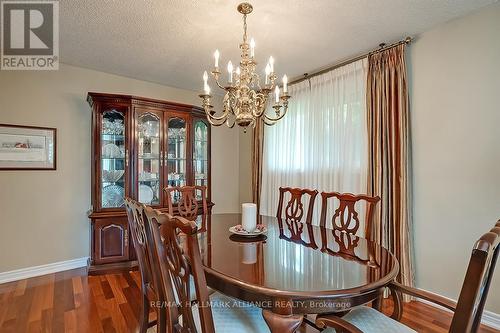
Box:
left=277, top=187, right=319, bottom=224
left=143, top=207, right=270, bottom=333
left=319, top=192, right=380, bottom=240
left=315, top=221, right=500, bottom=333
left=165, top=185, right=208, bottom=222
left=124, top=198, right=165, bottom=333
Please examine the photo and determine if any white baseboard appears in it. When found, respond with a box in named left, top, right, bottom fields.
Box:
left=418, top=290, right=500, bottom=330
left=0, top=257, right=89, bottom=284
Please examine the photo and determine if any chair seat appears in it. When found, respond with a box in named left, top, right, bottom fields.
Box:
left=196, top=292, right=271, bottom=333
left=323, top=306, right=416, bottom=333
left=148, top=292, right=270, bottom=333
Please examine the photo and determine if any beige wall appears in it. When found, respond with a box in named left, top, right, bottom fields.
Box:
left=0, top=64, right=239, bottom=272
left=409, top=3, right=500, bottom=313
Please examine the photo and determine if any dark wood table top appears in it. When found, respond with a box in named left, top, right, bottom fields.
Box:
left=196, top=213, right=399, bottom=314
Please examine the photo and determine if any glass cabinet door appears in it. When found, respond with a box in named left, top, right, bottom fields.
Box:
left=167, top=117, right=187, bottom=202
left=137, top=112, right=162, bottom=205
left=193, top=119, right=209, bottom=200
left=100, top=109, right=127, bottom=209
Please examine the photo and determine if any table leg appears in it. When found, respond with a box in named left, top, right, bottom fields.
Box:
left=262, top=309, right=303, bottom=333
left=372, top=295, right=383, bottom=311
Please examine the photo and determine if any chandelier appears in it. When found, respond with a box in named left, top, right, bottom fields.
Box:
left=199, top=2, right=291, bottom=132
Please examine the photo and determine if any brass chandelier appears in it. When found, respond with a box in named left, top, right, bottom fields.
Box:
left=199, top=2, right=291, bottom=131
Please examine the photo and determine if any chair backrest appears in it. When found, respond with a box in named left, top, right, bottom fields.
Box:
left=276, top=187, right=319, bottom=224
left=450, top=221, right=500, bottom=333
left=165, top=185, right=208, bottom=221
left=143, top=206, right=215, bottom=333
left=124, top=197, right=154, bottom=288
left=319, top=192, right=380, bottom=240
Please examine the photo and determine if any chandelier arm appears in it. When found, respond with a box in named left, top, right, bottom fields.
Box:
left=263, top=105, right=288, bottom=122
left=205, top=95, right=233, bottom=121
left=206, top=111, right=229, bottom=123
left=263, top=117, right=277, bottom=126
left=213, top=75, right=227, bottom=90
left=204, top=110, right=228, bottom=126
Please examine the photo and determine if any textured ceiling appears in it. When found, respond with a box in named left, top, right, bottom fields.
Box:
left=60, top=0, right=497, bottom=92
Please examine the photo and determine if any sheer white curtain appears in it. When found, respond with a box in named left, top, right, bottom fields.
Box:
left=260, top=59, right=368, bottom=224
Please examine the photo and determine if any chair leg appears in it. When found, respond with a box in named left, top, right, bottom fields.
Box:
left=157, top=306, right=167, bottom=333
left=140, top=293, right=150, bottom=333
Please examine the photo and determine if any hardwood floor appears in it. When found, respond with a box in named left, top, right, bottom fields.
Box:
left=0, top=268, right=497, bottom=333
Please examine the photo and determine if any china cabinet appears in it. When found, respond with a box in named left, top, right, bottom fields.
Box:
left=87, top=93, right=212, bottom=274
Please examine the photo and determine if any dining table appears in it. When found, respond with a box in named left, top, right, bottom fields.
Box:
left=195, top=213, right=399, bottom=333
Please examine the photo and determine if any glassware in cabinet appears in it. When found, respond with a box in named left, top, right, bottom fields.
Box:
left=167, top=117, right=187, bottom=202
left=193, top=119, right=209, bottom=200
left=101, top=109, right=126, bottom=209
left=137, top=112, right=162, bottom=205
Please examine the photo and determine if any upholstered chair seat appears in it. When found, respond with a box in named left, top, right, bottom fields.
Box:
left=147, top=292, right=270, bottom=333
left=322, top=306, right=416, bottom=333
left=192, top=292, right=270, bottom=332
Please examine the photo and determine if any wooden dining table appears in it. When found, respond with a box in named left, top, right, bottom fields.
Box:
left=195, top=213, right=399, bottom=333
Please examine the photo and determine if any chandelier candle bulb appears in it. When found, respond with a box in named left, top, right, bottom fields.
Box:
left=214, top=50, right=220, bottom=68
left=250, top=38, right=255, bottom=57
left=283, top=75, right=288, bottom=93
left=236, top=67, right=241, bottom=77
left=269, top=56, right=274, bottom=72
left=227, top=61, right=234, bottom=83
left=241, top=203, right=257, bottom=232
left=203, top=71, right=208, bottom=85
left=265, top=64, right=271, bottom=85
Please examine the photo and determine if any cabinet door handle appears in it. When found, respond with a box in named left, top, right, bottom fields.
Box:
left=124, top=229, right=129, bottom=244
left=160, top=151, right=164, bottom=167
left=125, top=150, right=129, bottom=167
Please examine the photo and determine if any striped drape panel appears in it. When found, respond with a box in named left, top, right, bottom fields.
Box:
left=366, top=44, right=415, bottom=294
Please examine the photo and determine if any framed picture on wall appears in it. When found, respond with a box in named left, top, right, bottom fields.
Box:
left=0, top=124, right=57, bottom=170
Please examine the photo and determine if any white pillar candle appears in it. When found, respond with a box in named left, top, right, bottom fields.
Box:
left=241, top=203, right=257, bottom=232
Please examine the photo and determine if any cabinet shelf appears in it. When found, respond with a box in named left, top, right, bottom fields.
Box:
left=102, top=157, right=125, bottom=160
left=138, top=155, right=160, bottom=160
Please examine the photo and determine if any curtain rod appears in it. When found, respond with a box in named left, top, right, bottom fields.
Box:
left=289, top=36, right=413, bottom=86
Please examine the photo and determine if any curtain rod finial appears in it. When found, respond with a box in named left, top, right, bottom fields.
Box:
left=404, top=36, right=412, bottom=44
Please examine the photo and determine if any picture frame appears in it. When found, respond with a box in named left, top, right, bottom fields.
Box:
left=0, top=124, right=57, bottom=170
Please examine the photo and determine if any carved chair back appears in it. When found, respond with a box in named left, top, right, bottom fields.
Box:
left=276, top=187, right=319, bottom=224
left=143, top=207, right=215, bottom=333
left=125, top=198, right=166, bottom=332
left=319, top=192, right=380, bottom=240
left=165, top=185, right=208, bottom=221
left=450, top=221, right=500, bottom=332
left=124, top=197, right=154, bottom=289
